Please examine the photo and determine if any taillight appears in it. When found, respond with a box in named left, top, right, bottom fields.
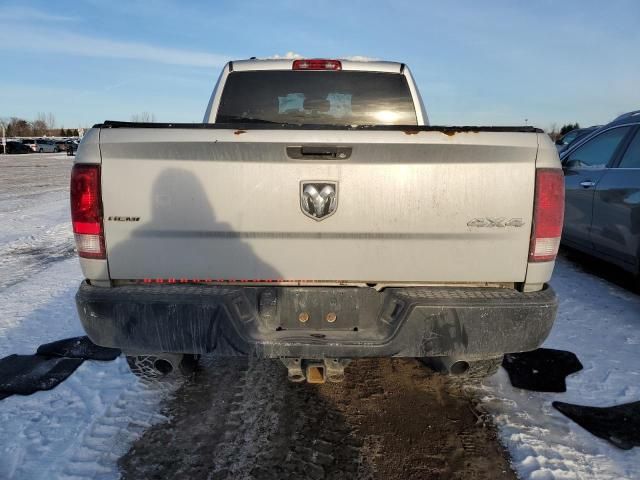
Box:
left=70, top=164, right=105, bottom=259
left=292, top=59, right=342, bottom=71
left=529, top=168, right=564, bottom=262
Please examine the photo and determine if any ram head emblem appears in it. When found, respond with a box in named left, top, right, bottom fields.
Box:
left=300, top=182, right=338, bottom=221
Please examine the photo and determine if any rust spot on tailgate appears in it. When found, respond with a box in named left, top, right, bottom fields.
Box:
left=440, top=128, right=480, bottom=137
left=404, top=127, right=484, bottom=137
left=234, top=129, right=247, bottom=135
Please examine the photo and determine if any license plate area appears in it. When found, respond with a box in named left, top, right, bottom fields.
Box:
left=280, top=288, right=360, bottom=331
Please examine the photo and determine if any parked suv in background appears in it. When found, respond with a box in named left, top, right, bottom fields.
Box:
left=555, top=126, right=600, bottom=154
left=35, top=139, right=58, bottom=153
left=561, top=110, right=640, bottom=285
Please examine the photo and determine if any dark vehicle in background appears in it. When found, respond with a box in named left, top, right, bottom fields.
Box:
left=21, top=139, right=38, bottom=152
left=561, top=110, right=640, bottom=285
left=59, top=139, right=79, bottom=151
left=66, top=141, right=78, bottom=156
left=556, top=126, right=600, bottom=154
left=1, top=141, right=33, bottom=154
left=55, top=140, right=69, bottom=151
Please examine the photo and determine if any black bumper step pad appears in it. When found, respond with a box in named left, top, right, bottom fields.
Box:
left=37, top=336, right=121, bottom=361
left=553, top=400, right=640, bottom=450
left=0, top=336, right=121, bottom=401
left=0, top=354, right=84, bottom=398
left=502, top=348, right=583, bottom=392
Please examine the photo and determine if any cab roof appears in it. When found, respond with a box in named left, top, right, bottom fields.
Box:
left=229, top=58, right=404, bottom=74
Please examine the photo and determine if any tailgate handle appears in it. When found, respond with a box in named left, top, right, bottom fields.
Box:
left=286, top=146, right=352, bottom=160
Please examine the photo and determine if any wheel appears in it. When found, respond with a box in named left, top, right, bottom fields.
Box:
left=126, top=354, right=199, bottom=380
left=39, top=148, right=43, bottom=153
left=461, top=357, right=502, bottom=380
left=55, top=147, right=59, bottom=153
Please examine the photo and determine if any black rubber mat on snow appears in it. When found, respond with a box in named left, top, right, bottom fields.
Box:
left=0, top=336, right=121, bottom=401
left=0, top=354, right=84, bottom=397
left=553, top=400, right=640, bottom=450
left=37, top=336, right=121, bottom=361
left=502, top=348, right=583, bottom=392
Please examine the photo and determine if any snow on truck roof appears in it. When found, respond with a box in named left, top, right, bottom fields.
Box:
left=229, top=58, right=404, bottom=73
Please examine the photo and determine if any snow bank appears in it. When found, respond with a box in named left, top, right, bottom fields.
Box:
left=0, top=155, right=175, bottom=479
left=481, top=255, right=640, bottom=480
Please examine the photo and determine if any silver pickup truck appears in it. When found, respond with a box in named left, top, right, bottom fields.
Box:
left=72, top=58, right=563, bottom=383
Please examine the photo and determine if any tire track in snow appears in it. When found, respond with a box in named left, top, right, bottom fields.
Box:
left=0, top=222, right=75, bottom=290
left=120, top=358, right=513, bottom=480
left=0, top=359, right=180, bottom=480
left=119, top=358, right=381, bottom=480
left=54, top=374, right=181, bottom=480
left=0, top=257, right=82, bottom=356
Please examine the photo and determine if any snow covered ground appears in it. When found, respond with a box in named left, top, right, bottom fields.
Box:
left=0, top=154, right=176, bottom=480
left=0, top=153, right=638, bottom=479
left=481, top=256, right=640, bottom=479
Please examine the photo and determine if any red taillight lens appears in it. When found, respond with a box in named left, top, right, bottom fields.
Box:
left=529, top=168, right=564, bottom=262
left=292, top=59, right=342, bottom=70
left=70, top=164, right=105, bottom=259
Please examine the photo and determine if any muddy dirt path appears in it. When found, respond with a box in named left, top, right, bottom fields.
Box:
left=119, top=358, right=516, bottom=480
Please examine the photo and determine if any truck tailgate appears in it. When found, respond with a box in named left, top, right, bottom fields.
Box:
left=99, top=128, right=537, bottom=283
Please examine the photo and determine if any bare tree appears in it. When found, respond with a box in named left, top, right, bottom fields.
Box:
left=130, top=112, right=156, bottom=123
left=32, top=112, right=48, bottom=136
left=46, top=112, right=56, bottom=131
left=32, top=120, right=47, bottom=136
left=8, top=117, right=31, bottom=137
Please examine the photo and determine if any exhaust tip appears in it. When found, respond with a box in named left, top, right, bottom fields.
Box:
left=306, top=365, right=326, bottom=384
left=153, top=358, right=174, bottom=376
left=450, top=360, right=470, bottom=376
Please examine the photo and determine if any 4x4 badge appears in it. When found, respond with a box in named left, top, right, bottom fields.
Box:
left=467, top=217, right=525, bottom=228
left=300, top=181, right=338, bottom=221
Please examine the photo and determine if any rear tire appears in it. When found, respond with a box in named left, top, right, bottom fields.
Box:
left=126, top=354, right=199, bottom=380
left=462, top=357, right=502, bottom=380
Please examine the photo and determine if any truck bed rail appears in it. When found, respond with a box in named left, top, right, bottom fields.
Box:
left=95, top=120, right=542, bottom=134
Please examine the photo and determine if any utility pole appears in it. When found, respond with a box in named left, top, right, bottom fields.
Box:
left=1, top=123, right=6, bottom=155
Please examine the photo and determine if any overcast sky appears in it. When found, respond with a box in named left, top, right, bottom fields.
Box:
left=0, top=0, right=638, bottom=129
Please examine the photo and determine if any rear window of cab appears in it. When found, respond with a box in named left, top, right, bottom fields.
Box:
left=216, top=71, right=417, bottom=126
